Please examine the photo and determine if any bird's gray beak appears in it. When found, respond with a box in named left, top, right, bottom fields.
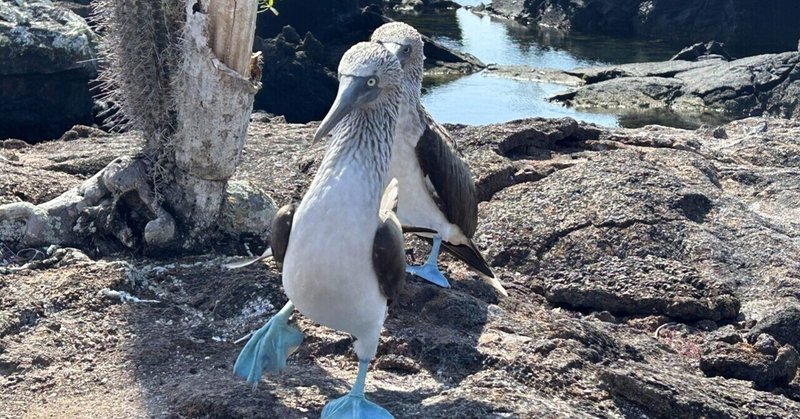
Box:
left=313, top=76, right=361, bottom=144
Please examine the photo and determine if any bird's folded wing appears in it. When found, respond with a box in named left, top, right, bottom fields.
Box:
left=222, top=202, right=296, bottom=269
left=372, top=213, right=406, bottom=306
left=415, top=105, right=479, bottom=237
left=270, top=203, right=297, bottom=264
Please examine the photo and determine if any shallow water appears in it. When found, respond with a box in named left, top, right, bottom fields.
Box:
left=421, top=71, right=619, bottom=126
left=394, top=6, right=718, bottom=128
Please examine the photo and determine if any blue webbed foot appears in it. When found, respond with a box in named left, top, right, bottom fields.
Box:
left=322, top=360, right=393, bottom=419
left=405, top=235, right=450, bottom=288
left=405, top=260, right=450, bottom=288
left=233, top=302, right=303, bottom=385
left=321, top=394, right=393, bottom=419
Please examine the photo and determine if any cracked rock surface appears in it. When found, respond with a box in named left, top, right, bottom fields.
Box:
left=1, top=117, right=799, bottom=417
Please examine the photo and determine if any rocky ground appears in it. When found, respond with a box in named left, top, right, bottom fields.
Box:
left=2, top=115, right=800, bottom=417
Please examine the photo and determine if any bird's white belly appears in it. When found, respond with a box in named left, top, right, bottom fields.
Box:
left=390, top=108, right=467, bottom=244
left=282, top=169, right=386, bottom=343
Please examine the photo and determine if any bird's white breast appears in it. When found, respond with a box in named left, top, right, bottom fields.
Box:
left=282, top=161, right=386, bottom=342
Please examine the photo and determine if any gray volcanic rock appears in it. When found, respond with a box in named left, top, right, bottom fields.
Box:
left=485, top=64, right=584, bottom=86
left=565, top=59, right=725, bottom=84
left=483, top=0, right=527, bottom=21
left=700, top=340, right=800, bottom=389
left=1, top=117, right=800, bottom=416
left=54, top=0, right=92, bottom=18
left=553, top=76, right=683, bottom=110
left=676, top=52, right=800, bottom=117
left=550, top=51, right=800, bottom=119
left=473, top=137, right=740, bottom=320
left=749, top=304, right=800, bottom=349
left=0, top=0, right=96, bottom=142
left=670, top=41, right=732, bottom=62
left=452, top=117, right=800, bottom=327
left=384, top=0, right=461, bottom=13
left=253, top=27, right=338, bottom=123
left=601, top=361, right=798, bottom=417
left=422, top=34, right=485, bottom=75
left=488, top=0, right=800, bottom=54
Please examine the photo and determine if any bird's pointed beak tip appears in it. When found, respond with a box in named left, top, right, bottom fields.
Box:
left=313, top=77, right=361, bottom=145
left=311, top=130, right=326, bottom=144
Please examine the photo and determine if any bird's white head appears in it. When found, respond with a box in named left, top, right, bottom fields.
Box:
left=313, top=42, right=403, bottom=143
left=371, top=22, right=425, bottom=76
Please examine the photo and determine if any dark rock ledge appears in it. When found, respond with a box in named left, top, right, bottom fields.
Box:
left=487, top=50, right=800, bottom=121
left=481, top=0, right=800, bottom=55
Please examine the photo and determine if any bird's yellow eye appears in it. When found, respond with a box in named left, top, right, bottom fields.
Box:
left=367, top=78, right=377, bottom=87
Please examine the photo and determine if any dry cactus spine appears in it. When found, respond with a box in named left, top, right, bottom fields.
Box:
left=92, top=0, right=186, bottom=206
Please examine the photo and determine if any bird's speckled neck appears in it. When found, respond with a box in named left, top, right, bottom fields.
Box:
left=403, top=63, right=423, bottom=101
left=313, top=99, right=400, bottom=201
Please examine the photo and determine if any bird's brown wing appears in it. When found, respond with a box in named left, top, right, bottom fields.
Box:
left=414, top=105, right=478, bottom=237
left=373, top=180, right=406, bottom=307
left=270, top=203, right=296, bottom=264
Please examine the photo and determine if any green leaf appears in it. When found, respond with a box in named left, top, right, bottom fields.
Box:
left=257, top=0, right=278, bottom=14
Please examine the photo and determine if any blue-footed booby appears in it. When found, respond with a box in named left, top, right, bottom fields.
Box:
left=234, top=42, right=406, bottom=419
left=371, top=22, right=507, bottom=296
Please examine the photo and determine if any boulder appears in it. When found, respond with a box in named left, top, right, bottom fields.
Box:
left=700, top=340, right=800, bottom=389
left=54, top=0, right=92, bottom=19
left=748, top=304, right=800, bottom=349
left=670, top=41, right=732, bottom=62
left=389, top=0, right=461, bottom=13
left=423, top=33, right=484, bottom=75
left=0, top=0, right=97, bottom=142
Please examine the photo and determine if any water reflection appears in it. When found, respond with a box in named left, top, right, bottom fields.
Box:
left=394, top=6, right=710, bottom=128
left=397, top=9, right=607, bottom=68
left=422, top=72, right=618, bottom=127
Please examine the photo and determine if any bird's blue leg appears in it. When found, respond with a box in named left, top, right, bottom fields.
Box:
left=405, top=235, right=450, bottom=288
left=233, top=301, right=303, bottom=385
left=321, top=360, right=393, bottom=419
